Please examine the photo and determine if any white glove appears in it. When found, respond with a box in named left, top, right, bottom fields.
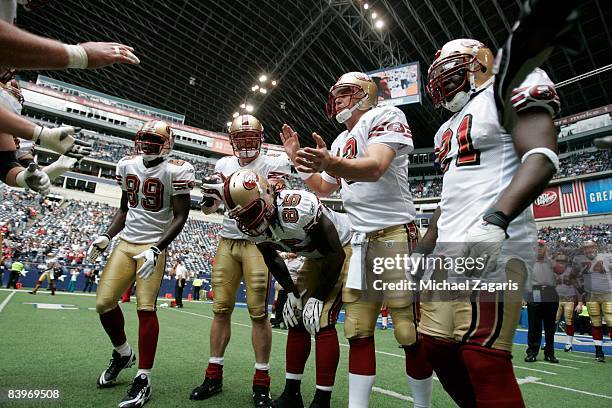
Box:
left=42, top=155, right=78, bottom=180
left=133, top=246, right=161, bottom=280
left=303, top=297, right=324, bottom=335
left=283, top=290, right=306, bottom=328
left=58, top=275, right=66, bottom=282
left=32, top=125, right=93, bottom=159
left=87, top=234, right=110, bottom=262
left=15, top=163, right=51, bottom=195
left=464, top=221, right=506, bottom=277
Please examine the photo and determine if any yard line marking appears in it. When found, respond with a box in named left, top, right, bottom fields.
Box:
left=0, top=290, right=17, bottom=313
left=558, top=357, right=595, bottom=364
left=517, top=376, right=540, bottom=385
left=532, top=380, right=612, bottom=400
left=512, top=366, right=557, bottom=375
left=535, top=362, right=578, bottom=370
left=372, top=387, right=414, bottom=402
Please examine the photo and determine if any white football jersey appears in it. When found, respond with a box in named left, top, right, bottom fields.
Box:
left=215, top=154, right=291, bottom=239
left=0, top=0, right=16, bottom=23
left=0, top=84, right=32, bottom=159
left=321, top=105, right=415, bottom=233
left=249, top=189, right=352, bottom=259
left=573, top=254, right=612, bottom=294
left=555, top=266, right=577, bottom=298
left=434, top=69, right=557, bottom=267
left=116, top=156, right=195, bottom=244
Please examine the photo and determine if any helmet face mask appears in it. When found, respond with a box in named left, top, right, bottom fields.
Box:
left=135, top=120, right=173, bottom=159
left=427, top=39, right=494, bottom=112
left=229, top=115, right=264, bottom=159
left=225, top=169, right=276, bottom=237
left=325, top=72, right=378, bottom=123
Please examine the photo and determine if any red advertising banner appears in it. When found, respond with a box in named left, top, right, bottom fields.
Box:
left=532, top=186, right=561, bottom=218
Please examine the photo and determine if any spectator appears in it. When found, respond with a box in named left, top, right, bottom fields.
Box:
left=192, top=276, right=203, bottom=301
left=6, top=258, right=23, bottom=289
left=174, top=259, right=187, bottom=308
left=67, top=269, right=79, bottom=292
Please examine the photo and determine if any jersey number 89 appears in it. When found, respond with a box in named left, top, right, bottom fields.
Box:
left=125, top=175, right=164, bottom=212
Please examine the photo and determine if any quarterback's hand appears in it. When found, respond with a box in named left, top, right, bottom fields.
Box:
left=302, top=297, right=324, bottom=335
left=279, top=124, right=301, bottom=162
left=283, top=289, right=306, bottom=328
left=294, top=133, right=331, bottom=173
left=42, top=155, right=78, bottom=180
left=87, top=234, right=110, bottom=262
left=32, top=126, right=92, bottom=159
left=133, top=246, right=161, bottom=280
left=464, top=221, right=506, bottom=277
left=80, top=42, right=140, bottom=69
left=16, top=163, right=51, bottom=195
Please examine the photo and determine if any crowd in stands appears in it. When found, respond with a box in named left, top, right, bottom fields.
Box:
left=538, top=224, right=611, bottom=256
left=0, top=186, right=220, bottom=286
left=554, top=150, right=612, bottom=179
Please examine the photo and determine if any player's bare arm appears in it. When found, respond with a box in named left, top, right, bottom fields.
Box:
left=105, top=192, right=130, bottom=238
left=308, top=213, right=345, bottom=301
left=295, top=133, right=395, bottom=182
left=417, top=206, right=441, bottom=256
left=0, top=20, right=139, bottom=69
left=491, top=109, right=557, bottom=221
left=256, top=242, right=299, bottom=297
left=151, top=193, right=191, bottom=251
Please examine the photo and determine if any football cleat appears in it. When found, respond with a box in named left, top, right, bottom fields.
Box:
left=544, top=354, right=559, bottom=364
left=595, top=346, right=605, bottom=363
left=273, top=388, right=304, bottom=408
left=524, top=354, right=536, bottom=363
left=118, top=374, right=150, bottom=408
left=564, top=345, right=572, bottom=352
left=189, top=377, right=222, bottom=400
left=308, top=390, right=331, bottom=408
left=97, top=349, right=136, bottom=388
left=252, top=385, right=273, bottom=407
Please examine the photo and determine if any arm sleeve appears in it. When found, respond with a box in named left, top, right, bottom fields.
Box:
left=171, top=162, right=196, bottom=196
left=366, top=107, right=414, bottom=155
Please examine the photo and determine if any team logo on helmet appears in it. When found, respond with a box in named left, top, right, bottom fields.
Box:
left=243, top=172, right=258, bottom=190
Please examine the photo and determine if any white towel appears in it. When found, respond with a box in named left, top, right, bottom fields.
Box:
left=346, top=232, right=367, bottom=290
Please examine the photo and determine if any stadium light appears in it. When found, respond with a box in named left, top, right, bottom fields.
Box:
left=259, top=74, right=267, bottom=82
left=226, top=122, right=232, bottom=127
left=364, top=3, right=369, bottom=10
left=251, top=85, right=259, bottom=91
left=246, top=104, right=254, bottom=112
left=375, top=19, right=384, bottom=29
left=271, top=80, right=277, bottom=86
left=371, top=11, right=377, bottom=19
left=259, top=88, right=267, bottom=94
left=232, top=112, right=239, bottom=118
left=240, top=103, right=246, bottom=109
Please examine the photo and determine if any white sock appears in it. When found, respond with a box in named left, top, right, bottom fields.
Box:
left=407, top=375, right=433, bottom=408
left=316, top=385, right=334, bottom=391
left=594, top=339, right=603, bottom=346
left=136, top=369, right=151, bottom=384
left=209, top=356, right=224, bottom=366
left=286, top=372, right=303, bottom=380
left=566, top=335, right=574, bottom=346
left=254, top=362, right=270, bottom=371
left=348, top=373, right=375, bottom=408
left=114, top=342, right=132, bottom=357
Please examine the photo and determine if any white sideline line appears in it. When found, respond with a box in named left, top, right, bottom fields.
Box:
left=559, top=358, right=595, bottom=364
left=532, top=381, right=612, bottom=400
left=0, top=290, right=17, bottom=313
left=535, top=362, right=578, bottom=370
left=513, top=366, right=557, bottom=375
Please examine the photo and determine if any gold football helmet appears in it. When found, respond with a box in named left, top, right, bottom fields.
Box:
left=229, top=114, right=264, bottom=159
left=326, top=72, right=378, bottom=123
left=135, top=120, right=174, bottom=159
left=224, top=169, right=275, bottom=236
left=426, top=39, right=494, bottom=112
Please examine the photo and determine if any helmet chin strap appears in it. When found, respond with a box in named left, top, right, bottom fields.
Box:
left=336, top=96, right=366, bottom=124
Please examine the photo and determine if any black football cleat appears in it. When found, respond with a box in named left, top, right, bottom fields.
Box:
left=97, top=349, right=136, bottom=388
left=308, top=390, right=331, bottom=408
left=189, top=377, right=222, bottom=400
left=273, top=388, right=304, bottom=408
left=595, top=346, right=605, bottom=363
left=524, top=354, right=537, bottom=363
left=544, top=354, right=559, bottom=364
left=252, top=385, right=273, bottom=407
left=118, top=374, right=151, bottom=408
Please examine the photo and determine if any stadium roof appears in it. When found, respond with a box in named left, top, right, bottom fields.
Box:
left=18, top=0, right=612, bottom=148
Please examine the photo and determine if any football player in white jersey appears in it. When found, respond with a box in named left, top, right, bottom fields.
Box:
left=191, top=115, right=290, bottom=407
left=572, top=241, right=612, bottom=362
left=415, top=2, right=580, bottom=406
left=281, top=72, right=433, bottom=408
left=553, top=254, right=583, bottom=352
left=86, top=120, right=194, bottom=408
left=219, top=169, right=351, bottom=408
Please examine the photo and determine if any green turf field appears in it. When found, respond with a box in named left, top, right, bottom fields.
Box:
left=0, top=289, right=610, bottom=407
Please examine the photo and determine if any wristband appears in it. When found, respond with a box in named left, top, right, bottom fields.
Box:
left=63, top=44, right=89, bottom=69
